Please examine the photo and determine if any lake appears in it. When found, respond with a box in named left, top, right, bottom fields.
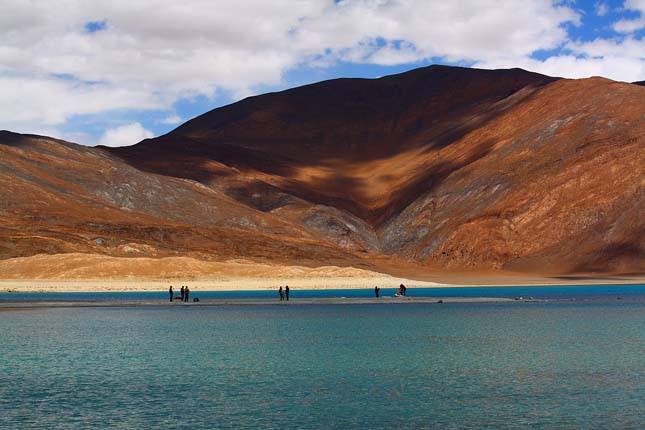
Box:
left=1, top=286, right=644, bottom=429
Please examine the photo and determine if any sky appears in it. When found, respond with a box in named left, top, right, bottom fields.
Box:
left=1, top=0, right=645, bottom=147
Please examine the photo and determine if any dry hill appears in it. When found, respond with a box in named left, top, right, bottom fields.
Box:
left=1, top=65, right=643, bottom=279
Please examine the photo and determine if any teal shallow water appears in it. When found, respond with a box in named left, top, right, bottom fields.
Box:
left=3, top=284, right=645, bottom=301
left=1, top=302, right=644, bottom=429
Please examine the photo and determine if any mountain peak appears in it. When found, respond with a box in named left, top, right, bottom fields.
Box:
left=3, top=65, right=643, bottom=276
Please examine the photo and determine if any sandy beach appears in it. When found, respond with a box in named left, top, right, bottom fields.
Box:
left=2, top=275, right=642, bottom=293
left=0, top=276, right=445, bottom=293
left=0, top=253, right=446, bottom=292
left=0, top=295, right=530, bottom=311
left=0, top=253, right=642, bottom=293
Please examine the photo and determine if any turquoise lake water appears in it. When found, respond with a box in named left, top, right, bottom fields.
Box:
left=3, top=283, right=645, bottom=302
left=2, top=297, right=644, bottom=429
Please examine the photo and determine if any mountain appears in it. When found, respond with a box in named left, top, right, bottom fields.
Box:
left=0, top=131, right=365, bottom=269
left=112, top=66, right=556, bottom=227
left=633, top=81, right=645, bottom=87
left=2, top=65, right=644, bottom=278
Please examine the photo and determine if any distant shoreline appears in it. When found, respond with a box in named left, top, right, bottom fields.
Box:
left=0, top=296, right=541, bottom=311
left=1, top=253, right=642, bottom=293
left=1, top=276, right=643, bottom=293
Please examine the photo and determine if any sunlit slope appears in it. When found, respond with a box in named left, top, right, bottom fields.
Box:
left=2, top=65, right=643, bottom=276
left=0, top=132, right=364, bottom=268
left=109, top=66, right=644, bottom=274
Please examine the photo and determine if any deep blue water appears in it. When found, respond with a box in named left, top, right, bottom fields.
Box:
left=2, top=299, right=645, bottom=429
left=2, top=284, right=645, bottom=302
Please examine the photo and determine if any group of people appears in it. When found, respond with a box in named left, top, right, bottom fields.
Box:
left=166, top=283, right=407, bottom=302
left=168, top=285, right=191, bottom=302
left=374, top=283, right=407, bottom=297
left=278, top=285, right=290, bottom=301
left=275, top=284, right=407, bottom=301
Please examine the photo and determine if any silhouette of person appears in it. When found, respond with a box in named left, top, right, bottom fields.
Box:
left=169, top=285, right=173, bottom=302
left=285, top=285, right=290, bottom=301
left=400, top=283, right=407, bottom=296
left=279, top=286, right=284, bottom=301
left=180, top=286, right=185, bottom=302
left=185, top=286, right=190, bottom=302
left=375, top=286, right=380, bottom=298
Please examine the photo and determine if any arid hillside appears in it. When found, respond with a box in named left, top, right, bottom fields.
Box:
left=0, top=131, right=367, bottom=268
left=1, top=65, right=644, bottom=278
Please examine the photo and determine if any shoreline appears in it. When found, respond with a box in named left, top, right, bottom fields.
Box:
left=1, top=253, right=642, bottom=293
left=0, top=277, right=446, bottom=293
left=0, top=296, right=535, bottom=310
left=1, top=277, right=643, bottom=293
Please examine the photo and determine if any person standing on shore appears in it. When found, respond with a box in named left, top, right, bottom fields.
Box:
left=169, top=285, right=173, bottom=302
left=185, top=286, right=190, bottom=302
left=279, top=286, right=284, bottom=301
left=374, top=286, right=380, bottom=298
left=180, top=286, right=185, bottom=302
left=285, top=285, right=290, bottom=301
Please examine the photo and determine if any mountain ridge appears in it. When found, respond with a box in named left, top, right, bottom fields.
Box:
left=2, top=65, right=644, bottom=277
left=110, top=65, right=558, bottom=227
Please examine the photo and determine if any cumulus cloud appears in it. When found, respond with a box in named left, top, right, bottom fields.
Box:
left=0, top=0, right=579, bottom=138
left=0, top=75, right=163, bottom=126
left=294, top=0, right=579, bottom=64
left=478, top=1, right=645, bottom=83
left=98, top=122, right=153, bottom=147
left=1, top=0, right=644, bottom=144
left=568, top=36, right=645, bottom=59
left=160, top=114, right=182, bottom=125
left=476, top=53, right=645, bottom=82
left=595, top=2, right=609, bottom=16
left=624, top=0, right=645, bottom=12
left=614, top=17, right=645, bottom=32
left=1, top=1, right=579, bottom=84
left=614, top=0, right=645, bottom=32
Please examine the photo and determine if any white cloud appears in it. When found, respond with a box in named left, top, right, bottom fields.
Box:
left=0, top=75, right=163, bottom=126
left=476, top=2, right=645, bottom=84
left=160, top=114, right=182, bottom=125
left=568, top=36, right=645, bottom=59
left=614, top=16, right=645, bottom=32
left=499, top=36, right=645, bottom=83
left=296, top=0, right=579, bottom=64
left=614, top=0, right=645, bottom=32
left=98, top=122, right=153, bottom=147
left=4, top=0, right=645, bottom=142
left=595, top=2, right=609, bottom=16
left=477, top=54, right=645, bottom=82
left=624, top=0, right=645, bottom=11
left=0, top=0, right=581, bottom=139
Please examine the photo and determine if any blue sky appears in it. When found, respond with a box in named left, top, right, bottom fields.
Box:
left=1, top=0, right=644, bottom=146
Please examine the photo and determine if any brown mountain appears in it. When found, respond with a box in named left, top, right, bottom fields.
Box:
left=0, top=131, right=362, bottom=269
left=2, top=65, right=644, bottom=278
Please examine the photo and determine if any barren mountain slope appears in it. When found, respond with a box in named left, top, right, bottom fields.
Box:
left=109, top=66, right=644, bottom=274
left=381, top=77, right=644, bottom=273
left=0, top=132, right=367, bottom=268
left=2, top=65, right=643, bottom=277
left=112, top=66, right=556, bottom=226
